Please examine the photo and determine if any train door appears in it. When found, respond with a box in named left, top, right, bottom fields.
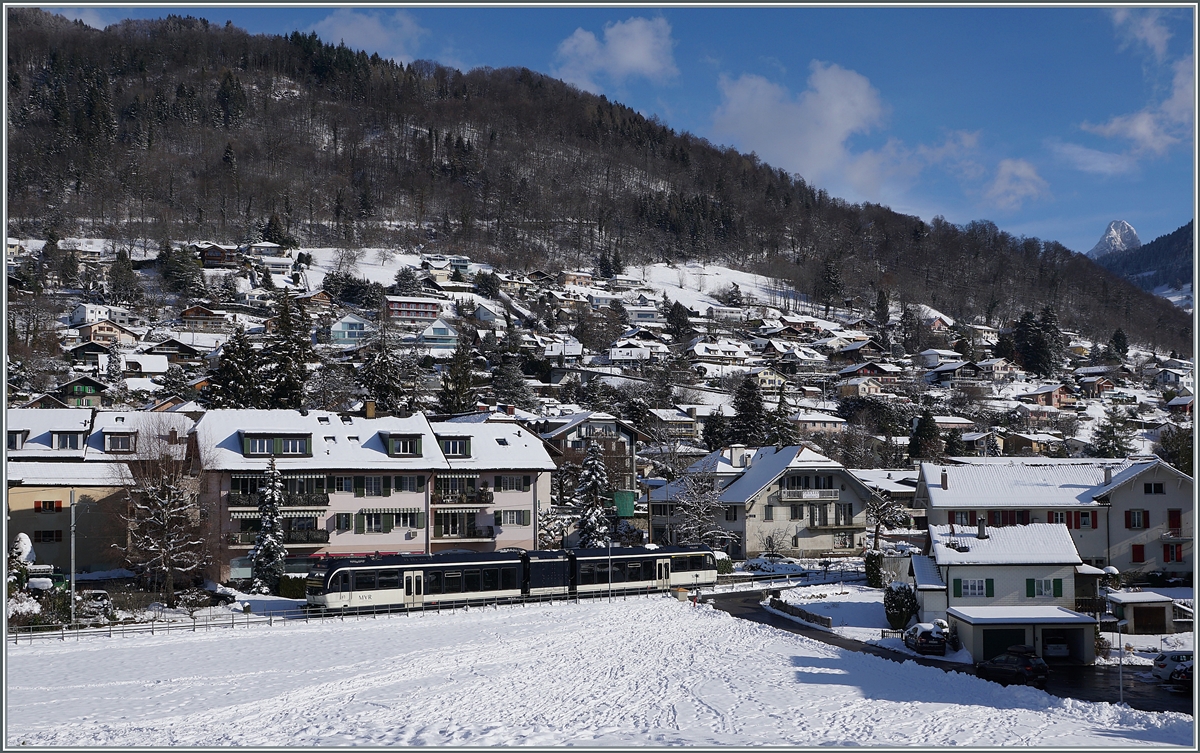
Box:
left=403, top=570, right=424, bottom=608
left=655, top=558, right=672, bottom=590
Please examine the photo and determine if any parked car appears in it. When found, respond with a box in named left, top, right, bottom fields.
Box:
left=1152, top=651, right=1193, bottom=681
left=975, top=646, right=1050, bottom=688
left=75, top=589, right=113, bottom=616
left=903, top=623, right=947, bottom=656
left=1166, top=661, right=1192, bottom=694
left=1042, top=639, right=1070, bottom=658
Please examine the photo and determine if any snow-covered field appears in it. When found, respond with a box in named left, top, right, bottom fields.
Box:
left=5, top=597, right=1191, bottom=747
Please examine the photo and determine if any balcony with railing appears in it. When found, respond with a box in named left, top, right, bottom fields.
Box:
left=1161, top=528, right=1192, bottom=541
left=431, top=491, right=494, bottom=506
left=806, top=520, right=860, bottom=530
left=227, top=492, right=330, bottom=508
left=228, top=529, right=330, bottom=546
left=780, top=489, right=839, bottom=501
left=1074, top=597, right=1110, bottom=614
left=432, top=524, right=495, bottom=541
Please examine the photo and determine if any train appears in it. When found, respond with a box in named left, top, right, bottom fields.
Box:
left=305, top=545, right=718, bottom=611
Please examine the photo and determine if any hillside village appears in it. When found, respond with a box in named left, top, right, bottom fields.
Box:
left=6, top=236, right=1194, bottom=638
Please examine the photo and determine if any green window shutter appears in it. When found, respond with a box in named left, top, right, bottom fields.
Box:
left=522, top=475, right=531, bottom=492
left=1052, top=578, right=1062, bottom=597
left=494, top=511, right=502, bottom=527
left=416, top=512, right=426, bottom=528
left=382, top=476, right=391, bottom=497
left=953, top=579, right=962, bottom=598
left=243, top=436, right=252, bottom=455
left=354, top=513, right=365, bottom=534
left=984, top=579, right=994, bottom=597
left=273, top=437, right=283, bottom=455
left=414, top=438, right=422, bottom=456
left=1026, top=578, right=1035, bottom=597
left=382, top=514, right=394, bottom=533
left=495, top=475, right=502, bottom=490
left=354, top=476, right=365, bottom=497
left=522, top=509, right=531, bottom=526
left=463, top=439, right=471, bottom=456
left=326, top=476, right=336, bottom=491
left=416, top=475, right=426, bottom=492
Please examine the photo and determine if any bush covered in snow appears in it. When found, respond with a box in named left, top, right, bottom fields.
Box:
left=864, top=550, right=884, bottom=588
left=883, top=581, right=918, bottom=630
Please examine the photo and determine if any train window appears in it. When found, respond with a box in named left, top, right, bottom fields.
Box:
left=627, top=562, right=642, bottom=581
left=464, top=569, right=481, bottom=592
left=673, top=557, right=689, bottom=572
left=405, top=577, right=413, bottom=596
left=705, top=555, right=716, bottom=569
left=333, top=572, right=350, bottom=592
left=425, top=571, right=443, bottom=595
left=594, top=563, right=610, bottom=584
left=501, top=566, right=517, bottom=590
left=611, top=562, right=626, bottom=582
left=482, top=568, right=498, bottom=591
left=354, top=572, right=377, bottom=590
left=689, top=555, right=704, bottom=571
left=377, top=570, right=399, bottom=590
left=579, top=563, right=595, bottom=585
left=443, top=572, right=462, bottom=594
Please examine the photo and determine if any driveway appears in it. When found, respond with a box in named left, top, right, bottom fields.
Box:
left=706, top=590, right=1192, bottom=716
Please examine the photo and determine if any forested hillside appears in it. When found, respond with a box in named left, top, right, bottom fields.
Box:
left=1095, top=221, right=1193, bottom=295
left=5, top=8, right=1190, bottom=353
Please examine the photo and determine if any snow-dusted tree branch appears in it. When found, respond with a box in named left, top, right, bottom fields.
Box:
left=864, top=493, right=910, bottom=551
left=673, top=459, right=738, bottom=550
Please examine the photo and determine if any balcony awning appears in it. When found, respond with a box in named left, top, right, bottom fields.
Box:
left=435, top=472, right=479, bottom=480
left=281, top=472, right=328, bottom=480
left=281, top=510, right=322, bottom=518
left=229, top=511, right=258, bottom=519
left=434, top=506, right=484, bottom=514
left=360, top=507, right=421, bottom=515
left=231, top=473, right=266, bottom=480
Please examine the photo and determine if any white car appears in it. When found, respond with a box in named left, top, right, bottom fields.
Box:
left=1152, top=651, right=1193, bottom=681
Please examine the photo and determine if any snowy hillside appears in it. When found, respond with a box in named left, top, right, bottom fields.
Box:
left=5, top=598, right=1190, bottom=747
left=1153, top=282, right=1193, bottom=314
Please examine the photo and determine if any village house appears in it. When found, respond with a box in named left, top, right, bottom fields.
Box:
left=557, top=270, right=593, bottom=287
left=913, top=523, right=1097, bottom=665
left=925, top=360, right=982, bottom=386
left=1078, top=376, right=1115, bottom=398
left=790, top=411, right=846, bottom=434
left=838, top=376, right=884, bottom=398
left=328, top=313, right=375, bottom=347
left=53, top=376, right=109, bottom=408
left=914, top=457, right=1192, bottom=577
left=190, top=241, right=240, bottom=268
left=837, top=361, right=902, bottom=384
left=179, top=305, right=230, bottom=332
left=524, top=410, right=641, bottom=493
left=384, top=295, right=444, bottom=324
left=1018, top=383, right=1075, bottom=408
left=915, top=348, right=964, bottom=368
left=75, top=319, right=141, bottom=347
left=976, top=357, right=1022, bottom=381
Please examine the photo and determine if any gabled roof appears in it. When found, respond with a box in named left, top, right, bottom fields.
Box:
left=928, top=523, right=1081, bottom=566
left=910, top=555, right=946, bottom=590
left=5, top=407, right=95, bottom=459
left=429, top=421, right=556, bottom=472
left=715, top=446, right=845, bottom=503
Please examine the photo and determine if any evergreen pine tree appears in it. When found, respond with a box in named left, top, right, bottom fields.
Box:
left=356, top=345, right=410, bottom=414
left=574, top=442, right=611, bottom=547
left=1154, top=423, right=1193, bottom=476
left=107, top=248, right=144, bottom=306
left=818, top=258, right=844, bottom=317
left=438, top=338, right=478, bottom=414
left=729, top=377, right=768, bottom=446
left=909, top=409, right=942, bottom=459
left=250, top=457, right=288, bottom=595
left=537, top=507, right=568, bottom=549
left=104, top=346, right=124, bottom=385
left=1108, top=328, right=1129, bottom=359
left=610, top=248, right=625, bottom=275
left=392, top=265, right=422, bottom=295
left=873, top=288, right=890, bottom=327
left=1091, top=406, right=1135, bottom=458
left=491, top=355, right=536, bottom=410
left=765, top=399, right=799, bottom=446
left=666, top=301, right=695, bottom=343
left=264, top=293, right=314, bottom=408
left=204, top=326, right=263, bottom=408
left=156, top=364, right=196, bottom=399
left=942, top=428, right=966, bottom=457
left=703, top=406, right=732, bottom=450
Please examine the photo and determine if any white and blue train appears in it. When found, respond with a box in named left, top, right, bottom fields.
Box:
left=305, top=545, right=718, bottom=611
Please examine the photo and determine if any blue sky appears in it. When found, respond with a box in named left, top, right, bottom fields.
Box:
left=44, top=5, right=1196, bottom=254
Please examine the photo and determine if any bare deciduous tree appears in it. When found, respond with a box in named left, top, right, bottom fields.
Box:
left=672, top=460, right=738, bottom=550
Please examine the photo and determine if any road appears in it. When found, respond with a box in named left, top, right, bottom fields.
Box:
left=706, top=590, right=1193, bottom=716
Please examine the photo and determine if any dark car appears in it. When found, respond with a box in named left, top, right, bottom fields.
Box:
left=903, top=623, right=947, bottom=656
left=975, top=646, right=1050, bottom=688
left=1166, top=661, right=1192, bottom=694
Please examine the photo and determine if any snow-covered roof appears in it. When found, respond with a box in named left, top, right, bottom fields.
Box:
left=429, top=421, right=556, bottom=472
left=850, top=468, right=919, bottom=494
left=919, top=459, right=1166, bottom=509
left=928, top=523, right=1081, bottom=566
left=910, top=555, right=946, bottom=590
left=716, top=446, right=843, bottom=503
left=6, top=461, right=128, bottom=487
left=1105, top=591, right=1173, bottom=605
left=947, top=606, right=1095, bottom=625
left=6, top=408, right=95, bottom=459
left=196, top=410, right=450, bottom=472
left=85, top=411, right=195, bottom=461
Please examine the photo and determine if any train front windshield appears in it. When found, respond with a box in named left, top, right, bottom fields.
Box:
left=305, top=565, right=329, bottom=598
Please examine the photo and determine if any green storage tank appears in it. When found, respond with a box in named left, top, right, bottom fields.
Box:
left=613, top=490, right=636, bottom=518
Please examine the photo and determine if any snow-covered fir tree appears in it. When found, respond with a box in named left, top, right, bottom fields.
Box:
left=437, top=337, right=477, bottom=414
left=766, top=399, right=799, bottom=446
left=537, top=507, right=568, bottom=549
left=574, top=442, right=611, bottom=547
left=250, top=457, right=288, bottom=595
left=729, top=376, right=768, bottom=446
left=263, top=292, right=314, bottom=409
left=491, top=355, right=536, bottom=410
left=205, top=325, right=263, bottom=408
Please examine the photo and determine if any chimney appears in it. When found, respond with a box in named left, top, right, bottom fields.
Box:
left=506, top=404, right=515, bottom=416
left=168, top=428, right=178, bottom=444
left=730, top=443, right=747, bottom=468
left=1103, top=466, right=1112, bottom=485
left=977, top=519, right=988, bottom=539
left=365, top=399, right=376, bottom=419
left=686, top=406, right=697, bottom=419
left=941, top=469, right=948, bottom=490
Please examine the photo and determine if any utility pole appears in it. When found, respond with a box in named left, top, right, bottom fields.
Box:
left=69, top=490, right=76, bottom=625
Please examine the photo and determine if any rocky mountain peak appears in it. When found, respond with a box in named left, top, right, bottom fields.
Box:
left=1087, top=220, right=1141, bottom=258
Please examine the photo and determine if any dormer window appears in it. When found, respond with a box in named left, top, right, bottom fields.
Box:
left=7, top=431, right=26, bottom=450
left=280, top=438, right=306, bottom=455
left=388, top=435, right=422, bottom=457
left=53, top=432, right=81, bottom=450
left=105, top=433, right=135, bottom=453
left=247, top=437, right=271, bottom=455
left=242, top=435, right=311, bottom=457
left=440, top=438, right=470, bottom=456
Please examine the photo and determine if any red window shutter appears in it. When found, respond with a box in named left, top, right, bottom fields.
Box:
left=968, top=511, right=977, bottom=526
left=1163, top=544, right=1172, bottom=563
left=1091, top=512, right=1099, bottom=529
left=1065, top=513, right=1073, bottom=529
left=1132, top=544, right=1145, bottom=563
left=1143, top=510, right=1149, bottom=528
left=1073, top=512, right=1081, bottom=529
left=55, top=500, right=62, bottom=512
left=1125, top=510, right=1132, bottom=529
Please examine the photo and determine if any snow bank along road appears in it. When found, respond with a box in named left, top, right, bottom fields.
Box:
left=5, top=598, right=1192, bottom=747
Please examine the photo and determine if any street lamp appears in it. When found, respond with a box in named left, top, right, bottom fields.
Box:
left=1117, top=618, right=1129, bottom=706
left=69, top=491, right=95, bottom=626
left=607, top=539, right=612, bottom=601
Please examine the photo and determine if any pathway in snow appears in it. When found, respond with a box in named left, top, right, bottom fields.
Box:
left=5, top=598, right=1192, bottom=747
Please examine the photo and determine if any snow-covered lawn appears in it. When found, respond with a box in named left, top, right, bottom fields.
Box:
left=5, top=597, right=1191, bottom=746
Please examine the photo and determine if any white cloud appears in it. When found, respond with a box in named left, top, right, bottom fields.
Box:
left=1080, top=54, right=1193, bottom=156
left=46, top=7, right=111, bottom=29
left=1047, top=141, right=1138, bottom=176
left=984, top=159, right=1049, bottom=211
left=1110, top=8, right=1172, bottom=63
left=310, top=9, right=427, bottom=63
left=553, top=17, right=678, bottom=93
left=710, top=62, right=886, bottom=189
